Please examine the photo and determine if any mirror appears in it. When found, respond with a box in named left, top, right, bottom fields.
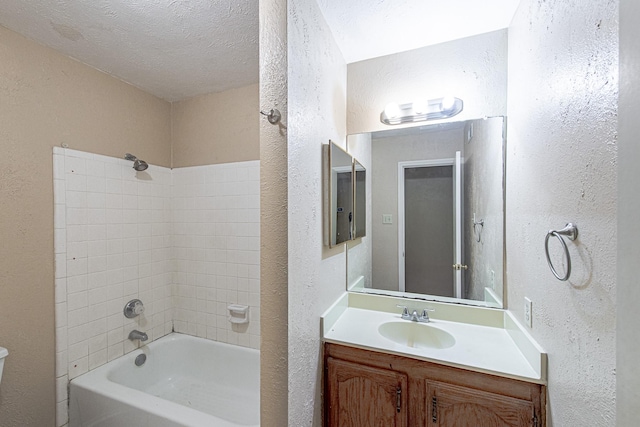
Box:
left=347, top=117, right=505, bottom=307
left=324, top=142, right=354, bottom=247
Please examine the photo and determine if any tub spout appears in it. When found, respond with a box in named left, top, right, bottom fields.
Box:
left=129, top=330, right=148, bottom=342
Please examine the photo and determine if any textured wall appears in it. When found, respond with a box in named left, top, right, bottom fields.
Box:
left=506, top=1, right=617, bottom=425
left=171, top=84, right=260, bottom=167
left=347, top=29, right=507, bottom=135
left=370, top=129, right=463, bottom=291
left=0, top=25, right=170, bottom=427
left=259, top=0, right=289, bottom=425
left=287, top=0, right=347, bottom=424
left=617, top=0, right=640, bottom=424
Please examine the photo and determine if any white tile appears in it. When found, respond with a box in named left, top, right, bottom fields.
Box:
left=55, top=279, right=67, bottom=303
left=87, top=272, right=107, bottom=289
left=86, top=160, right=105, bottom=178
left=68, top=356, right=88, bottom=380
left=87, top=226, right=107, bottom=242
left=67, top=258, right=88, bottom=277
left=66, top=225, right=87, bottom=243
left=65, top=156, right=86, bottom=175
left=54, top=204, right=66, bottom=229
left=88, top=348, right=108, bottom=370
left=88, top=334, right=108, bottom=353
left=67, top=291, right=87, bottom=311
left=66, top=173, right=86, bottom=192
left=54, top=179, right=66, bottom=205
left=87, top=209, right=106, bottom=225
left=56, top=399, right=69, bottom=427
left=106, top=178, right=123, bottom=194
left=67, top=242, right=87, bottom=260
left=55, top=327, right=68, bottom=353
left=55, top=302, right=67, bottom=327
left=107, top=343, right=124, bottom=362
left=68, top=341, right=88, bottom=362
left=55, top=252, right=67, bottom=279
left=53, top=153, right=65, bottom=179
left=54, top=228, right=67, bottom=254
left=87, top=192, right=106, bottom=209
left=56, top=350, right=68, bottom=377
left=67, top=275, right=87, bottom=294
left=68, top=308, right=88, bottom=328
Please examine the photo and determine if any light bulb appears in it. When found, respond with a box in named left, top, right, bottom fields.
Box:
left=384, top=102, right=401, bottom=119
left=440, top=96, right=456, bottom=112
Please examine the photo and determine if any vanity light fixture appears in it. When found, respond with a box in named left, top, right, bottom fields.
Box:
left=380, top=96, right=463, bottom=125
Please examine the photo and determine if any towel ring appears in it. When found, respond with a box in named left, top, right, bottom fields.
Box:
left=544, top=223, right=578, bottom=281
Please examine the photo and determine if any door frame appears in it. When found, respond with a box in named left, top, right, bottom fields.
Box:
left=397, top=158, right=455, bottom=293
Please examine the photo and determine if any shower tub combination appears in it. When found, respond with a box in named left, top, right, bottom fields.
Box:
left=69, top=333, right=259, bottom=427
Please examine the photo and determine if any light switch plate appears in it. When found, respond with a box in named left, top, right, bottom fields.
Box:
left=382, top=214, right=393, bottom=224
left=524, top=297, right=532, bottom=328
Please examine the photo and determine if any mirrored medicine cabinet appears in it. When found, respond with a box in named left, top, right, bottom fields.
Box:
left=323, top=142, right=367, bottom=248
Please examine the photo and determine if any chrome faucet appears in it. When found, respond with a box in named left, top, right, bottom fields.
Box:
left=397, top=305, right=434, bottom=323
left=128, top=330, right=148, bottom=341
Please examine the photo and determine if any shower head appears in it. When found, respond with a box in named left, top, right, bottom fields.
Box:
left=124, top=153, right=149, bottom=171
left=133, top=159, right=148, bottom=171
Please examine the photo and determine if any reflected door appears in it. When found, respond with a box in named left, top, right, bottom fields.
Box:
left=399, top=153, right=463, bottom=297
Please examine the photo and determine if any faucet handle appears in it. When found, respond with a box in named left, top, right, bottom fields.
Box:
left=419, top=308, right=435, bottom=322
left=396, top=305, right=410, bottom=319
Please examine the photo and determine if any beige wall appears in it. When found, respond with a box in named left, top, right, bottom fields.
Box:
left=0, top=25, right=171, bottom=426
left=171, top=84, right=260, bottom=167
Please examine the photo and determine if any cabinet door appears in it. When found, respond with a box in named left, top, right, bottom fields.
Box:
left=326, top=357, right=408, bottom=427
left=427, top=381, right=537, bottom=427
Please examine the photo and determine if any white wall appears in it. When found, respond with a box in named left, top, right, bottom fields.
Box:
left=506, top=1, right=618, bottom=425
left=347, top=29, right=507, bottom=135
left=617, top=0, right=640, bottom=424
left=287, top=0, right=347, bottom=424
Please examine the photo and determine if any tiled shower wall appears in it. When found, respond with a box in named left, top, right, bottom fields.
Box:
left=172, top=162, right=260, bottom=348
left=53, top=148, right=260, bottom=426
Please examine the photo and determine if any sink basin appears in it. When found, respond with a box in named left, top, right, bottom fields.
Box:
left=378, top=321, right=455, bottom=350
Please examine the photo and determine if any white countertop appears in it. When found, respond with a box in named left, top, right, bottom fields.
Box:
left=322, top=293, right=547, bottom=384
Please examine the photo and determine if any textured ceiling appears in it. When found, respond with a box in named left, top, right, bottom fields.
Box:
left=316, top=0, right=520, bottom=64
left=0, top=0, right=258, bottom=101
left=0, top=1, right=519, bottom=100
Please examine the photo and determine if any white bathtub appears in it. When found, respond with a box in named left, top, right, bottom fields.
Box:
left=69, top=333, right=259, bottom=427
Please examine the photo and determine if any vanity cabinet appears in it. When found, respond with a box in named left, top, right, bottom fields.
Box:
left=326, top=358, right=408, bottom=426
left=324, top=343, right=545, bottom=427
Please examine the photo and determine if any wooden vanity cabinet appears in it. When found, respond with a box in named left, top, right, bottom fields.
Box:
left=324, top=343, right=545, bottom=427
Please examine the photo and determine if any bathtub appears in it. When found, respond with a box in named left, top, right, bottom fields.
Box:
left=69, top=333, right=259, bottom=427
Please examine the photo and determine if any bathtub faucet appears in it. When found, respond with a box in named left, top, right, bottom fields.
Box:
left=128, top=330, right=148, bottom=342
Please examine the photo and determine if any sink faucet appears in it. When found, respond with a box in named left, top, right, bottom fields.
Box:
left=397, top=305, right=434, bottom=323
left=128, top=330, right=148, bottom=341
